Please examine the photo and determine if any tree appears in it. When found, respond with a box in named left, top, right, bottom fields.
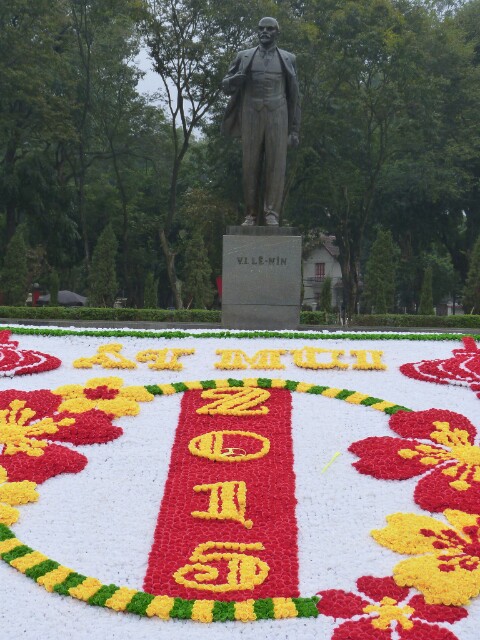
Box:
left=63, top=0, right=144, bottom=267
left=419, top=265, right=435, bottom=315
left=0, top=226, right=28, bottom=305
left=363, top=229, right=399, bottom=314
left=288, top=0, right=479, bottom=315
left=463, top=235, right=480, bottom=313
left=0, top=0, right=75, bottom=242
left=318, top=276, right=332, bottom=313
left=88, top=223, right=118, bottom=307
left=177, top=185, right=237, bottom=278
left=424, top=247, right=456, bottom=306
left=143, top=271, right=158, bottom=308
left=182, top=229, right=214, bottom=309
left=143, top=0, right=268, bottom=307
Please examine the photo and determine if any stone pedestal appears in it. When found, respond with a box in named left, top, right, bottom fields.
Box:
left=222, top=226, right=302, bottom=329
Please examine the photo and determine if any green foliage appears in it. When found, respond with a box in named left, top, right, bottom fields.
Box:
left=178, top=186, right=237, bottom=277
left=88, top=224, right=118, bottom=307
left=182, top=230, right=214, bottom=309
left=0, top=227, right=29, bottom=305
left=318, top=276, right=332, bottom=313
left=363, top=229, right=399, bottom=314
left=0, top=306, right=220, bottom=323
left=300, top=310, right=337, bottom=325
left=143, top=272, right=158, bottom=309
left=49, top=269, right=59, bottom=305
left=419, top=265, right=435, bottom=315
left=463, top=235, right=480, bottom=313
left=352, top=314, right=480, bottom=329
left=4, top=305, right=480, bottom=330
left=0, top=0, right=480, bottom=317
left=424, top=248, right=456, bottom=305
left=286, top=0, right=480, bottom=314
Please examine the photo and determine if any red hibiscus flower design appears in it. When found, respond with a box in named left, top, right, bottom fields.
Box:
left=0, top=389, right=122, bottom=484
left=317, top=576, right=467, bottom=639
left=400, top=337, right=480, bottom=398
left=349, top=409, right=480, bottom=514
left=0, top=330, right=61, bottom=377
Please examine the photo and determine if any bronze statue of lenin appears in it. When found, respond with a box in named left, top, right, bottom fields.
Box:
left=221, top=17, right=300, bottom=226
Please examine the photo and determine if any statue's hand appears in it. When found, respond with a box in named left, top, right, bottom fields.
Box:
left=288, top=133, right=300, bottom=148
left=229, top=73, right=247, bottom=88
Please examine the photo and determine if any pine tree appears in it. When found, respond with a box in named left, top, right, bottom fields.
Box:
left=319, top=276, right=332, bottom=313
left=0, top=227, right=29, bottom=305
left=463, top=236, right=480, bottom=314
left=182, top=230, right=214, bottom=309
left=363, top=229, right=399, bottom=314
left=88, top=224, right=118, bottom=307
left=419, top=265, right=434, bottom=315
left=143, top=272, right=158, bottom=309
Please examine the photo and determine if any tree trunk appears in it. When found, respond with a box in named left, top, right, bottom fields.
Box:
left=4, top=137, right=18, bottom=242
left=110, top=144, right=130, bottom=301
left=77, top=163, right=90, bottom=267
left=336, top=236, right=359, bottom=320
left=159, top=227, right=183, bottom=309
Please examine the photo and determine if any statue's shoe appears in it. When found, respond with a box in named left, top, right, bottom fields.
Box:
left=265, top=212, right=279, bottom=226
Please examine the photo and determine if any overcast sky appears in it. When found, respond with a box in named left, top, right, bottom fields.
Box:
left=135, top=48, right=158, bottom=97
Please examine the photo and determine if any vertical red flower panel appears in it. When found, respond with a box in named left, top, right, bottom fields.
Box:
left=144, top=386, right=300, bottom=601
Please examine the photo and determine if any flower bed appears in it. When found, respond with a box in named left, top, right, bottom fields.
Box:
left=1, top=327, right=480, bottom=640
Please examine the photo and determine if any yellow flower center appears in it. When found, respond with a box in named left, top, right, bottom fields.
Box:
left=449, top=444, right=480, bottom=466
left=398, top=421, right=480, bottom=491
left=363, top=597, right=414, bottom=630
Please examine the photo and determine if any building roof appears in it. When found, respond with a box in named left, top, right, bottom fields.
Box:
left=303, top=231, right=339, bottom=259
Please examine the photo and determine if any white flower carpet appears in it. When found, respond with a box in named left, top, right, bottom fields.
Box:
left=1, top=325, right=480, bottom=640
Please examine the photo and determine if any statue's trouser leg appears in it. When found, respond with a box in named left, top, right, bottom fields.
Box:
left=264, top=103, right=288, bottom=225
left=241, top=105, right=266, bottom=223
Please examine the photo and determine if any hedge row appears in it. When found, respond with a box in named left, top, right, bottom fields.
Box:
left=0, top=307, right=479, bottom=328
left=0, top=306, right=220, bottom=323
left=350, top=314, right=480, bottom=328
left=0, top=306, right=336, bottom=325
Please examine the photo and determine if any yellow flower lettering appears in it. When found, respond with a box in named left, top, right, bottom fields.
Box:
left=173, top=542, right=269, bottom=592
left=73, top=344, right=137, bottom=370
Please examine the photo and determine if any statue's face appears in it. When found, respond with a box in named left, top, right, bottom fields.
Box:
left=258, top=18, right=279, bottom=48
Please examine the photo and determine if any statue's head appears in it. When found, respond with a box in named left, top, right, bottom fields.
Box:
left=258, top=17, right=279, bottom=48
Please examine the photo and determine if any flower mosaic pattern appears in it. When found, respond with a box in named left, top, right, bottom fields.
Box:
left=400, top=337, right=480, bottom=397
left=2, top=326, right=480, bottom=634
left=0, top=466, right=38, bottom=525
left=53, top=376, right=154, bottom=417
left=0, top=330, right=61, bottom=377
left=372, top=510, right=480, bottom=606
left=0, top=388, right=123, bottom=484
left=349, top=409, right=480, bottom=514
left=317, top=576, right=467, bottom=639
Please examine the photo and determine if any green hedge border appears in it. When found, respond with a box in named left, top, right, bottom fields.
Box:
left=2, top=306, right=480, bottom=328
left=1, top=325, right=479, bottom=341
left=0, top=306, right=222, bottom=323
left=351, top=314, right=480, bottom=329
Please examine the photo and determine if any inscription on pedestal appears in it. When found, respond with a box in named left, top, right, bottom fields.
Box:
left=236, top=256, right=287, bottom=265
